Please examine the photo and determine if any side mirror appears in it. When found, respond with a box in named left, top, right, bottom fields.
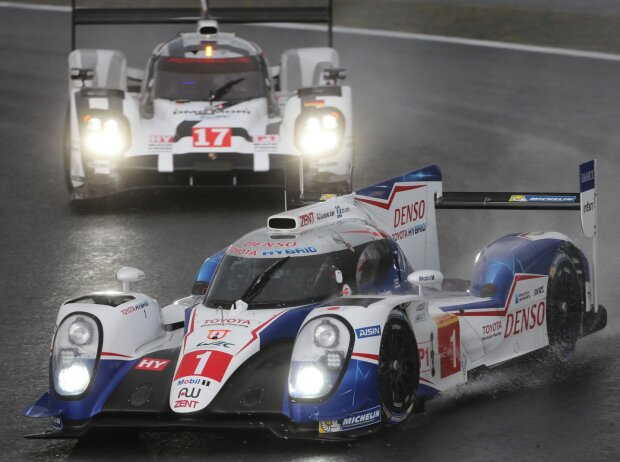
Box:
left=407, top=270, right=443, bottom=295
left=231, top=299, right=249, bottom=314
left=116, top=267, right=145, bottom=292
left=192, top=281, right=209, bottom=296
left=323, top=68, right=346, bottom=85
left=70, top=68, right=95, bottom=87
left=70, top=68, right=94, bottom=81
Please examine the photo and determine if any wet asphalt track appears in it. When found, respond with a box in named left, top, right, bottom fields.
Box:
left=1, top=6, right=620, bottom=461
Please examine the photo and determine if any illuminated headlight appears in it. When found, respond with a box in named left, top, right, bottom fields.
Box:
left=52, top=314, right=100, bottom=397
left=86, top=117, right=101, bottom=131
left=292, top=365, right=326, bottom=397
left=289, top=316, right=351, bottom=400
left=296, top=110, right=344, bottom=157
left=57, top=363, right=91, bottom=395
left=83, top=115, right=126, bottom=156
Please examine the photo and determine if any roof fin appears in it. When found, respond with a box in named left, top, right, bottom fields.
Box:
left=200, top=0, right=210, bottom=19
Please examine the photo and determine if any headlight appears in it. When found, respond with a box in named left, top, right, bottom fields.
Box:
left=289, top=316, right=352, bottom=400
left=294, top=365, right=326, bottom=396
left=82, top=115, right=126, bottom=156
left=68, top=318, right=94, bottom=346
left=314, top=320, right=339, bottom=348
left=296, top=110, right=344, bottom=157
left=52, top=314, right=100, bottom=397
left=57, top=363, right=91, bottom=395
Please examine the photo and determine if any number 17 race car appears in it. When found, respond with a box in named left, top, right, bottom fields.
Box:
left=66, top=1, right=352, bottom=206
left=24, top=161, right=606, bottom=440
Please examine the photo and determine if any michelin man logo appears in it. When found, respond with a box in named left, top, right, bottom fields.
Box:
left=319, top=420, right=342, bottom=433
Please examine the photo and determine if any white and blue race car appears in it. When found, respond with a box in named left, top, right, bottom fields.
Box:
left=66, top=1, right=352, bottom=206
left=25, top=161, right=606, bottom=440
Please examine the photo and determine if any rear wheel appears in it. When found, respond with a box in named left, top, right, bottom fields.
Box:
left=546, top=250, right=583, bottom=362
left=378, top=310, right=419, bottom=425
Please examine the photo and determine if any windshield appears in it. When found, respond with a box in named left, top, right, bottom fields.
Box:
left=206, top=253, right=348, bottom=309
left=204, top=239, right=395, bottom=309
left=153, top=56, right=268, bottom=101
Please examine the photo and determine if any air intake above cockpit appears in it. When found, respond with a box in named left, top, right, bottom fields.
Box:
left=268, top=217, right=297, bottom=230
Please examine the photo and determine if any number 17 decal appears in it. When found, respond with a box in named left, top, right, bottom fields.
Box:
left=434, top=314, right=461, bottom=378
left=192, top=127, right=232, bottom=148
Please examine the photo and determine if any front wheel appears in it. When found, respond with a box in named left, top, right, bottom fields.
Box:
left=378, top=310, right=419, bottom=425
left=546, top=250, right=583, bottom=362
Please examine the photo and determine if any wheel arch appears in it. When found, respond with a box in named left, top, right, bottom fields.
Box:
left=470, top=233, right=590, bottom=311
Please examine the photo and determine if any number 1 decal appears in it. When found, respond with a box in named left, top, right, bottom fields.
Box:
left=192, top=127, right=232, bottom=148
left=194, top=351, right=212, bottom=375
left=174, top=349, right=233, bottom=382
left=434, top=314, right=461, bottom=378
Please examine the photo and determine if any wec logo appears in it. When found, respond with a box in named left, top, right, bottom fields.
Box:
left=196, top=340, right=234, bottom=349
left=581, top=170, right=594, bottom=184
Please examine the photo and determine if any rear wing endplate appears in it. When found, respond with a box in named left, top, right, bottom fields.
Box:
left=70, top=0, right=334, bottom=49
left=437, top=160, right=598, bottom=312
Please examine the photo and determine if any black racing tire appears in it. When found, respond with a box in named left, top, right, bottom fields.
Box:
left=378, top=310, right=419, bottom=425
left=546, top=250, right=583, bottom=362
left=64, top=107, right=74, bottom=192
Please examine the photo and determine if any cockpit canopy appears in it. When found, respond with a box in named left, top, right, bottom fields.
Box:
left=204, top=238, right=395, bottom=309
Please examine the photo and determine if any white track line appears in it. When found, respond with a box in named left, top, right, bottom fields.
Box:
left=0, top=1, right=69, bottom=12
left=254, top=23, right=620, bottom=62
left=3, top=1, right=620, bottom=63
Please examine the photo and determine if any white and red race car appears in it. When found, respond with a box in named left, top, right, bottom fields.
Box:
left=25, top=161, right=606, bottom=440
left=65, top=1, right=352, bottom=206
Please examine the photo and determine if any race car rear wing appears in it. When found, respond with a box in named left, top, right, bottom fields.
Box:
left=436, top=192, right=580, bottom=210
left=437, top=160, right=599, bottom=312
left=70, top=0, right=334, bottom=49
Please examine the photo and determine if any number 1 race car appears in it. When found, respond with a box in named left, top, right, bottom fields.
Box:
left=66, top=1, right=352, bottom=206
left=25, top=161, right=606, bottom=440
